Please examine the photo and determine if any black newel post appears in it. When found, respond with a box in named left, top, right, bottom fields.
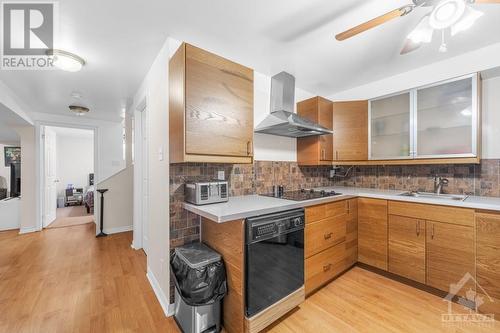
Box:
left=96, top=189, right=109, bottom=238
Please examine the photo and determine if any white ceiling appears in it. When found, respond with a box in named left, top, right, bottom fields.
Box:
left=0, top=105, right=31, bottom=143
left=46, top=126, right=94, bottom=139
left=1, top=0, right=500, bottom=122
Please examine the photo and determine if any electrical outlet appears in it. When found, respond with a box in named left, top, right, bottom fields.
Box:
left=330, top=169, right=336, bottom=178
left=217, top=170, right=225, bottom=180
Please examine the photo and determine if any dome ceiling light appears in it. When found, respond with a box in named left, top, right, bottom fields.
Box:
left=69, top=105, right=90, bottom=116
left=46, top=49, right=86, bottom=72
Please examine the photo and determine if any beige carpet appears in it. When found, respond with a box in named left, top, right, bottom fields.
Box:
left=47, top=206, right=94, bottom=229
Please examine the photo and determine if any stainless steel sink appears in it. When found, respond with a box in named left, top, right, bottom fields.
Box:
left=398, top=191, right=468, bottom=202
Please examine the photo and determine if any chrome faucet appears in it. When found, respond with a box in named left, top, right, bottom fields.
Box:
left=434, top=175, right=449, bottom=195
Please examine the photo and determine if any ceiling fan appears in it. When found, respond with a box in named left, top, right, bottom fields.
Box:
left=335, top=0, right=500, bottom=54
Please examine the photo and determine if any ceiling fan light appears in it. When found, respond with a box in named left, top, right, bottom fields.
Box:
left=429, top=0, right=466, bottom=30
left=451, top=6, right=484, bottom=36
left=408, top=15, right=434, bottom=44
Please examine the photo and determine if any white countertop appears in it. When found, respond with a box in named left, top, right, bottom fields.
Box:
left=183, top=186, right=500, bottom=223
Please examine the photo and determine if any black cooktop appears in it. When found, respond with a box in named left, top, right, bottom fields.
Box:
left=261, top=189, right=343, bottom=201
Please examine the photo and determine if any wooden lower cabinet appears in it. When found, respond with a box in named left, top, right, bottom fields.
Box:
left=426, top=221, right=475, bottom=296
left=476, top=212, right=500, bottom=316
left=358, top=198, right=388, bottom=270
left=345, top=199, right=358, bottom=267
left=388, top=215, right=426, bottom=283
left=305, top=215, right=346, bottom=258
left=304, top=199, right=357, bottom=296
left=305, top=242, right=346, bottom=295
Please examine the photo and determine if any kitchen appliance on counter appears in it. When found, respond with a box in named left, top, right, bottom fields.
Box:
left=261, top=188, right=343, bottom=201
left=185, top=181, right=228, bottom=205
left=245, top=208, right=305, bottom=318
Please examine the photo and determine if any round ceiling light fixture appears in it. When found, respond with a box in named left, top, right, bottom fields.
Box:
left=429, top=0, right=466, bottom=30
left=46, top=49, right=86, bottom=72
left=69, top=105, right=90, bottom=116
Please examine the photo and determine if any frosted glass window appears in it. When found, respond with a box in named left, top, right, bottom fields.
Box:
left=416, top=78, right=473, bottom=156
left=370, top=93, right=411, bottom=159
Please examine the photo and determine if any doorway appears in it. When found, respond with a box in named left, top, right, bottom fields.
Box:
left=41, top=126, right=96, bottom=229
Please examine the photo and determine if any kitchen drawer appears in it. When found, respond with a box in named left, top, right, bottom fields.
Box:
left=305, top=243, right=346, bottom=295
left=305, top=214, right=347, bottom=258
left=305, top=200, right=348, bottom=224
left=388, top=201, right=474, bottom=227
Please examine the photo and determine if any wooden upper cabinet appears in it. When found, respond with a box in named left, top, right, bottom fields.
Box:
left=358, top=198, right=388, bottom=270
left=169, top=43, right=254, bottom=164
left=332, top=101, right=368, bottom=161
left=388, top=215, right=426, bottom=283
left=297, top=97, right=333, bottom=165
left=426, top=221, right=475, bottom=296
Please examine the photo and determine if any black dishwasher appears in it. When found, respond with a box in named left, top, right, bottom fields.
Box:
left=245, top=209, right=304, bottom=317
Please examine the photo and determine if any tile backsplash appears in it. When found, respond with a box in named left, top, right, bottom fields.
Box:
left=169, top=161, right=335, bottom=248
left=169, top=159, right=500, bottom=249
left=334, top=159, right=500, bottom=197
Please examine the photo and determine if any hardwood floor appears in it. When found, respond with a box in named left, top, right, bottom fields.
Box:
left=266, top=267, right=500, bottom=333
left=1, top=224, right=498, bottom=333
left=0, top=224, right=179, bottom=333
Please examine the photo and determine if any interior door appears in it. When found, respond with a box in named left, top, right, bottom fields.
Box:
left=141, top=108, right=149, bottom=255
left=44, top=127, right=58, bottom=227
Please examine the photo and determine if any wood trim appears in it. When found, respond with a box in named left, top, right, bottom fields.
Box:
left=245, top=287, right=305, bottom=333
left=201, top=218, right=245, bottom=333
left=388, top=201, right=474, bottom=226
left=331, top=157, right=481, bottom=166
left=182, top=154, right=252, bottom=164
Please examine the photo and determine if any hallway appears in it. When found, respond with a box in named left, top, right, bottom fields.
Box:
left=0, top=224, right=179, bottom=332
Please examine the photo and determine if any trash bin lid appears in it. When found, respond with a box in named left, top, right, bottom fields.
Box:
left=174, top=242, right=221, bottom=269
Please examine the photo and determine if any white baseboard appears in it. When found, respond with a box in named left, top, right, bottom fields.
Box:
left=19, top=226, right=40, bottom=234
left=146, top=267, right=170, bottom=317
left=103, top=225, right=133, bottom=235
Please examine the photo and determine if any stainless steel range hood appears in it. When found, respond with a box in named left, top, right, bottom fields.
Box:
left=254, top=72, right=333, bottom=138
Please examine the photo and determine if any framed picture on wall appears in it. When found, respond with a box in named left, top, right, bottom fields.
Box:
left=4, top=147, right=21, bottom=166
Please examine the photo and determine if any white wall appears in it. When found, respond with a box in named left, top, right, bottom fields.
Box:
left=0, top=197, right=20, bottom=231
left=0, top=144, right=17, bottom=194
left=482, top=77, right=500, bottom=159
left=253, top=72, right=315, bottom=162
left=55, top=134, right=94, bottom=197
left=15, top=126, right=37, bottom=234
left=132, top=37, right=176, bottom=316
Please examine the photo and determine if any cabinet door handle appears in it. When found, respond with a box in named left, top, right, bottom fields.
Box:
left=246, top=141, right=253, bottom=156
left=431, top=223, right=435, bottom=240
left=323, top=263, right=332, bottom=272
left=324, top=232, right=333, bottom=240
left=416, top=221, right=420, bottom=236
left=335, top=151, right=339, bottom=160
left=347, top=201, right=350, bottom=214
left=321, top=149, right=325, bottom=160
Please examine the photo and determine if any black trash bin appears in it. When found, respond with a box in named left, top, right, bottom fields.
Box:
left=171, top=242, right=227, bottom=333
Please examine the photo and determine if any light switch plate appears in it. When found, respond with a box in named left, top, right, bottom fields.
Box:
left=158, top=146, right=164, bottom=161
left=217, top=170, right=225, bottom=180
left=330, top=169, right=335, bottom=178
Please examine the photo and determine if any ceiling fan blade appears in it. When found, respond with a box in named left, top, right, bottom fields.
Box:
left=473, top=0, right=500, bottom=3
left=335, top=6, right=413, bottom=41
left=400, top=38, right=422, bottom=55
